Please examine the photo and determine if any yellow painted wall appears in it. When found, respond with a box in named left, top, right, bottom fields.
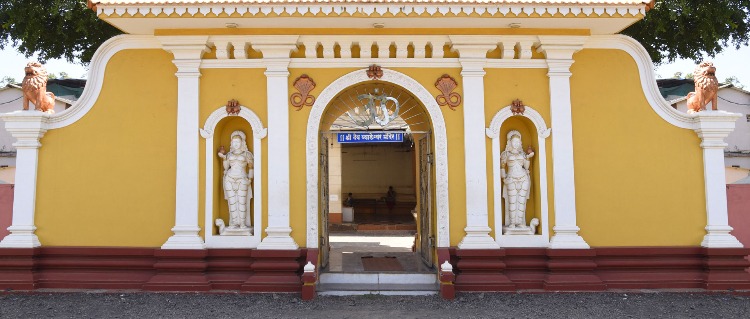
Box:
left=35, top=49, right=177, bottom=247
left=29, top=45, right=707, bottom=249
left=570, top=49, right=705, bottom=246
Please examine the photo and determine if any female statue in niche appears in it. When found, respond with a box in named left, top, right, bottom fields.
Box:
left=216, top=130, right=253, bottom=235
left=500, top=130, right=538, bottom=234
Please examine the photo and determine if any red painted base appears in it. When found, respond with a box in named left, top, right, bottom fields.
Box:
left=0, top=247, right=309, bottom=293
left=0, top=246, right=747, bottom=298
left=438, top=247, right=750, bottom=293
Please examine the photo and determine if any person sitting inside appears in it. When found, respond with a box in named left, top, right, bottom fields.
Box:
left=344, top=192, right=353, bottom=207
left=386, top=186, right=396, bottom=214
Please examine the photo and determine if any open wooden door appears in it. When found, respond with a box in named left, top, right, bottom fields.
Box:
left=418, top=134, right=434, bottom=267
left=319, top=134, right=330, bottom=268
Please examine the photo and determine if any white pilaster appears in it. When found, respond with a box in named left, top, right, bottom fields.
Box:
left=451, top=37, right=500, bottom=249
left=0, top=111, right=48, bottom=248
left=537, top=37, right=590, bottom=249
left=255, top=37, right=300, bottom=250
left=694, top=111, right=744, bottom=248
left=159, top=36, right=210, bottom=250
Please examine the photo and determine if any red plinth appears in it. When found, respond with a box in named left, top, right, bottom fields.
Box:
left=143, top=249, right=211, bottom=292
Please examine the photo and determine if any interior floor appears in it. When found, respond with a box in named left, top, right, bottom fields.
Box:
left=324, top=230, right=434, bottom=273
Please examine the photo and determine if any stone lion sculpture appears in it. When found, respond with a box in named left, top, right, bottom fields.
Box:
left=21, top=62, right=56, bottom=114
left=686, top=61, right=719, bottom=114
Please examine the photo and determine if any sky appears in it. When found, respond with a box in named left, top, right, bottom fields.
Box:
left=0, top=44, right=748, bottom=88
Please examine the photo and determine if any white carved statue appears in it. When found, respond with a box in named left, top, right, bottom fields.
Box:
left=216, top=130, right=253, bottom=236
left=501, top=130, right=539, bottom=235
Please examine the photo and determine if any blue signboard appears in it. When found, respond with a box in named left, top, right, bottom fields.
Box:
left=337, top=132, right=405, bottom=144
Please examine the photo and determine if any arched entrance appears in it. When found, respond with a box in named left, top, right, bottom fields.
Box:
left=305, top=69, right=450, bottom=289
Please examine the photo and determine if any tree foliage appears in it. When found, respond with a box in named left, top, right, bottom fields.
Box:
left=0, top=1, right=748, bottom=66
left=622, top=0, right=750, bottom=65
left=0, top=0, right=121, bottom=64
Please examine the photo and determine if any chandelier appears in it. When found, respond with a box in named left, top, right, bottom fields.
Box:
left=344, top=88, right=401, bottom=127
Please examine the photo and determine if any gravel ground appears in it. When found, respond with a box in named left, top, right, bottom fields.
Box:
left=1, top=292, right=749, bottom=319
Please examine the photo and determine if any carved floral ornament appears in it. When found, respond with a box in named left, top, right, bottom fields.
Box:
left=435, top=74, right=461, bottom=111
left=225, top=99, right=242, bottom=115
left=367, top=65, right=383, bottom=80
left=510, top=99, right=525, bottom=115
left=290, top=74, right=316, bottom=111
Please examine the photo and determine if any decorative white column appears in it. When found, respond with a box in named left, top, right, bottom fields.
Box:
left=255, top=37, right=300, bottom=250
left=694, top=111, right=744, bottom=248
left=0, top=111, right=47, bottom=248
left=537, top=37, right=590, bottom=249
left=451, top=37, right=500, bottom=249
left=159, top=36, right=209, bottom=250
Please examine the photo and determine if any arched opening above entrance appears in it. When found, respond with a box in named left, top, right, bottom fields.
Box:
left=319, top=82, right=431, bottom=133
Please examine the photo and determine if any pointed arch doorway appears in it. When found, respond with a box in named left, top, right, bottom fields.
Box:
left=305, top=69, right=450, bottom=290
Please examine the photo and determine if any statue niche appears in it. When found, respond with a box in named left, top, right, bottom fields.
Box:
left=215, top=130, right=253, bottom=236
left=501, top=130, right=539, bottom=235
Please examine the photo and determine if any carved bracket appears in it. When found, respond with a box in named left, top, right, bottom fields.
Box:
left=435, top=74, right=461, bottom=111
left=511, top=99, right=525, bottom=115
left=366, top=65, right=383, bottom=80
left=226, top=99, right=241, bottom=115
left=290, top=74, right=316, bottom=111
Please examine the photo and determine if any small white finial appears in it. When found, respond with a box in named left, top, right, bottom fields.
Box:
left=441, top=261, right=453, bottom=272
left=304, top=261, right=315, bottom=272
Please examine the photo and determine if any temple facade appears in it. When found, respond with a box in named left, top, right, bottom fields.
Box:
left=1, top=0, right=748, bottom=298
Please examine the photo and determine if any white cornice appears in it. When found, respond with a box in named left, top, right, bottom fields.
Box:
left=96, top=4, right=647, bottom=19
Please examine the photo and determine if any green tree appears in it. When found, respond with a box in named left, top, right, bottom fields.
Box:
left=622, top=0, right=750, bottom=64
left=0, top=1, right=748, bottom=66
left=0, top=76, right=15, bottom=86
left=0, top=0, right=121, bottom=64
left=724, top=76, right=746, bottom=89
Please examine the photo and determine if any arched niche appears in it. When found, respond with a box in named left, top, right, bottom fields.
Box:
left=486, top=105, right=551, bottom=247
left=201, top=106, right=267, bottom=248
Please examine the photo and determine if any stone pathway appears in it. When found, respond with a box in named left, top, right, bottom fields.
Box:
left=1, top=291, right=748, bottom=318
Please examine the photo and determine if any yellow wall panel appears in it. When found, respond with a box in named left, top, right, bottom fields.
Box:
left=35, top=49, right=177, bottom=247
left=571, top=49, right=705, bottom=246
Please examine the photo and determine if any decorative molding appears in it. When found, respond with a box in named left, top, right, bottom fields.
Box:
left=199, top=58, right=549, bottom=69
left=202, top=106, right=266, bottom=249
left=486, top=105, right=551, bottom=248
left=435, top=74, right=461, bottom=111
left=366, top=65, right=383, bottom=80
left=510, top=99, right=525, bottom=115
left=306, top=68, right=450, bottom=248
left=225, top=99, right=241, bottom=115
left=97, top=4, right=648, bottom=19
left=290, top=75, right=316, bottom=111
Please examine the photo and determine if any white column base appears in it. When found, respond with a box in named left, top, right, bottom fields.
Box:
left=161, top=226, right=206, bottom=250
left=701, top=226, right=744, bottom=248
left=549, top=226, right=590, bottom=249
left=457, top=226, right=500, bottom=249
left=0, top=226, right=41, bottom=248
left=257, top=227, right=299, bottom=250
